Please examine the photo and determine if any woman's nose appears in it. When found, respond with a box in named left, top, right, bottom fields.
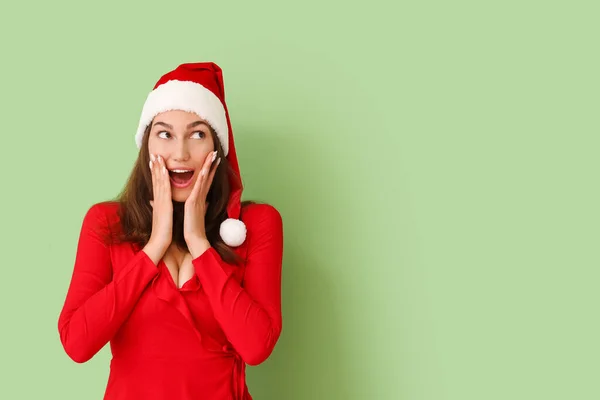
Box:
left=172, top=142, right=190, bottom=161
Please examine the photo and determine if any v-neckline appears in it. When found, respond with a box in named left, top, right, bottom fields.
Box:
left=158, top=258, right=197, bottom=292
left=161, top=247, right=186, bottom=287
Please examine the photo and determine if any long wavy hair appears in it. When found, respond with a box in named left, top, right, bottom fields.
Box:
left=100, top=120, right=253, bottom=266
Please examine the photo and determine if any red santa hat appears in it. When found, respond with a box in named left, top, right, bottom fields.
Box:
left=135, top=62, right=246, bottom=247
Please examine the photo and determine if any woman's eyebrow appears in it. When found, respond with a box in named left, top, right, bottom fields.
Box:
left=187, top=120, right=210, bottom=129
left=152, top=120, right=209, bottom=130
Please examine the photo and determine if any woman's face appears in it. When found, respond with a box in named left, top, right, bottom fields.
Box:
left=147, top=110, right=215, bottom=202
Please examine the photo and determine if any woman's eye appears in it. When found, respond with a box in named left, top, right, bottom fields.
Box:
left=157, top=131, right=204, bottom=139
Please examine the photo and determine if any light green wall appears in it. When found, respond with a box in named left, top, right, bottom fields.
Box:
left=1, top=1, right=598, bottom=399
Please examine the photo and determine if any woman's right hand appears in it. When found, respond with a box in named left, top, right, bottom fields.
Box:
left=144, top=153, right=173, bottom=264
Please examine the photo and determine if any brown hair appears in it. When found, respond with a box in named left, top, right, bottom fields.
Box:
left=100, top=120, right=254, bottom=266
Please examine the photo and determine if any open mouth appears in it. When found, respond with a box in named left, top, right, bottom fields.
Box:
left=168, top=169, right=195, bottom=188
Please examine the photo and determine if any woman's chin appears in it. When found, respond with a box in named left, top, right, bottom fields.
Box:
left=171, top=190, right=191, bottom=203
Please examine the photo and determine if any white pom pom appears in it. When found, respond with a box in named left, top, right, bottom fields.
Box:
left=220, top=218, right=247, bottom=247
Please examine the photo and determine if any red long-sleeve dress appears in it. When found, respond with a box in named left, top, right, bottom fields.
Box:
left=57, top=201, right=283, bottom=400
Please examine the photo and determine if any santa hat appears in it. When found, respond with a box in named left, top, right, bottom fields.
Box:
left=135, top=62, right=246, bottom=247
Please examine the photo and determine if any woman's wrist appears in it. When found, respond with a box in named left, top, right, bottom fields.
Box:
left=187, top=237, right=211, bottom=259
left=142, top=240, right=168, bottom=266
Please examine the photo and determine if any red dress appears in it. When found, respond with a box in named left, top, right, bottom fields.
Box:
left=57, top=201, right=283, bottom=399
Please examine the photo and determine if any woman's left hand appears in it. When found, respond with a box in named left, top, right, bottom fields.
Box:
left=184, top=150, right=221, bottom=246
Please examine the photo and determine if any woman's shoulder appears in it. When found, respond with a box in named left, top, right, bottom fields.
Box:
left=240, top=201, right=283, bottom=228
left=240, top=202, right=284, bottom=245
left=84, top=200, right=120, bottom=219
left=240, top=202, right=283, bottom=253
left=81, top=201, right=122, bottom=234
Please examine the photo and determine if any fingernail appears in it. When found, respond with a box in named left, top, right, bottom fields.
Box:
left=149, top=160, right=153, bottom=169
left=201, top=168, right=206, bottom=176
left=163, top=166, right=167, bottom=175
left=157, top=155, right=161, bottom=162
left=217, top=157, right=221, bottom=165
left=150, top=154, right=155, bottom=162
left=212, top=151, right=217, bottom=162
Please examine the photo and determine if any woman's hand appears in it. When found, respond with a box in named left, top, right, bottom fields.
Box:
left=148, top=153, right=173, bottom=256
left=184, top=150, right=220, bottom=247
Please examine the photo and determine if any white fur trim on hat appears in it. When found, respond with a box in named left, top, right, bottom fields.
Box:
left=220, top=218, right=247, bottom=247
left=135, top=79, right=229, bottom=155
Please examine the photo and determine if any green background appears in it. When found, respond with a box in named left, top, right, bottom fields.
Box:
left=1, top=0, right=598, bottom=399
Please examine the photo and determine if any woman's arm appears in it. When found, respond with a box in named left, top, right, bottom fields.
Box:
left=57, top=203, right=159, bottom=363
left=191, top=204, right=284, bottom=366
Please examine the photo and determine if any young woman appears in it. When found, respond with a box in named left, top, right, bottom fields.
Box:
left=57, top=62, right=284, bottom=400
